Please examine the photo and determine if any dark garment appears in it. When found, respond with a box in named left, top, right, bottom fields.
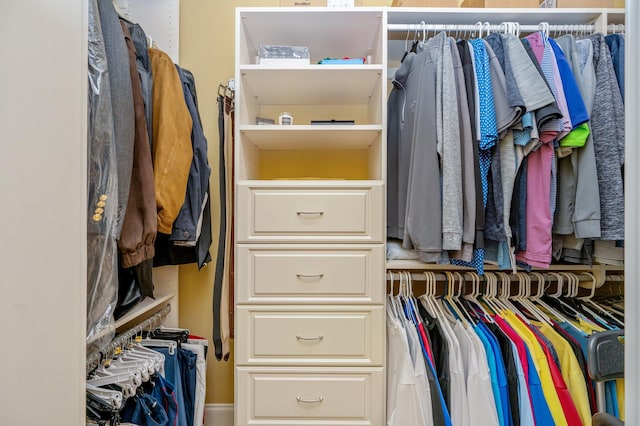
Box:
left=605, top=34, right=624, bottom=101
left=152, top=209, right=213, bottom=269
left=424, top=346, right=448, bottom=426
left=562, top=238, right=594, bottom=265
left=120, top=393, right=169, bottom=426
left=146, top=374, right=179, bottom=426
left=485, top=146, right=506, bottom=242
left=418, top=302, right=451, bottom=407
left=97, top=0, right=134, bottom=237
left=178, top=348, right=198, bottom=426
left=457, top=40, right=485, bottom=249
left=171, top=67, right=211, bottom=245
left=511, top=156, right=528, bottom=252
left=487, top=321, right=520, bottom=426
left=122, top=19, right=154, bottom=149
left=117, top=22, right=157, bottom=283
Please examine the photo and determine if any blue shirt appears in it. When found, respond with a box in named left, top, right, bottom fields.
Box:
left=509, top=339, right=536, bottom=426
left=526, top=348, right=556, bottom=425
left=478, top=322, right=513, bottom=426
left=549, top=38, right=590, bottom=129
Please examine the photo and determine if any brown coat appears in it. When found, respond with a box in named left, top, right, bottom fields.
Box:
left=118, top=21, right=157, bottom=269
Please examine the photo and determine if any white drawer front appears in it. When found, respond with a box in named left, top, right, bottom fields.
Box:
left=237, top=306, right=384, bottom=366
left=236, top=244, right=384, bottom=304
left=237, top=184, right=383, bottom=242
left=237, top=367, right=384, bottom=425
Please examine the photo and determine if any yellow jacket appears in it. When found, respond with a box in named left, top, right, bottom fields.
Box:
left=149, top=48, right=193, bottom=234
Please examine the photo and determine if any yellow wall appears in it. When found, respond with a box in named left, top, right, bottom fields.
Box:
left=177, top=0, right=393, bottom=405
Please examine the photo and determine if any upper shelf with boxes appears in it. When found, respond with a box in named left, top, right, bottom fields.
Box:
left=235, top=8, right=386, bottom=182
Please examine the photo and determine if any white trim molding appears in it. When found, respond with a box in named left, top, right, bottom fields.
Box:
left=204, top=403, right=234, bottom=426
left=625, top=2, right=638, bottom=424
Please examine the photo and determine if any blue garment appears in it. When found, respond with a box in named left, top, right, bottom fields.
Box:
left=549, top=38, right=590, bottom=128
left=525, top=349, right=556, bottom=425
left=170, top=66, right=212, bottom=245
left=478, top=322, right=512, bottom=426
left=605, top=380, right=619, bottom=418
left=147, top=374, right=179, bottom=426
left=121, top=393, right=170, bottom=426
left=154, top=347, right=188, bottom=426
left=558, top=322, right=589, bottom=357
left=509, top=340, right=536, bottom=426
left=178, top=348, right=198, bottom=426
left=605, top=34, right=624, bottom=101
left=513, top=112, right=534, bottom=147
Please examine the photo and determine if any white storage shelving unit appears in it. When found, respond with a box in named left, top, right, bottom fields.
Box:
left=234, top=7, right=386, bottom=425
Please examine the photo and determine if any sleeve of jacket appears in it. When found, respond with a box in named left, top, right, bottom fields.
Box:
left=149, top=48, right=194, bottom=234
left=440, top=37, right=463, bottom=251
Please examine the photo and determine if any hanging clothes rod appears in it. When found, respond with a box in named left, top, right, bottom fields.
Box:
left=86, top=304, right=172, bottom=374
left=387, top=22, right=596, bottom=35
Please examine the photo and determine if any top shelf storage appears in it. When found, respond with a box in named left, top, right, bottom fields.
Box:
left=236, top=8, right=384, bottom=65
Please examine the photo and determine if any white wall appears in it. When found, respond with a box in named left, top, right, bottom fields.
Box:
left=0, top=1, right=87, bottom=424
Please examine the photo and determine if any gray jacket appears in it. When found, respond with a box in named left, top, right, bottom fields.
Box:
left=97, top=0, right=134, bottom=238
left=588, top=33, right=625, bottom=241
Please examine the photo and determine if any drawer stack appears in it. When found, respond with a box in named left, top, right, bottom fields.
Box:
left=234, top=9, right=386, bottom=424
left=235, top=183, right=385, bottom=425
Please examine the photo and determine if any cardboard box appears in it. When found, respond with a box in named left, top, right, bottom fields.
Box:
left=280, top=0, right=363, bottom=6
left=391, top=0, right=461, bottom=6
left=462, top=0, right=541, bottom=6
left=553, top=0, right=616, bottom=6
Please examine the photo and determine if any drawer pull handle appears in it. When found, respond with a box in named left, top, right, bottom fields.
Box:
left=296, top=396, right=324, bottom=404
left=296, top=273, right=324, bottom=279
left=296, top=335, right=324, bottom=341
left=296, top=210, right=324, bottom=216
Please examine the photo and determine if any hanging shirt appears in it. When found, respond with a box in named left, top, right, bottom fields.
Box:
left=475, top=323, right=507, bottom=426
left=494, top=315, right=556, bottom=426
left=478, top=322, right=513, bottom=426
left=452, top=38, right=498, bottom=274
left=536, top=321, right=592, bottom=425
left=403, top=318, right=436, bottom=426
left=528, top=323, right=583, bottom=425
left=509, top=339, right=536, bottom=426
left=386, top=304, right=424, bottom=426
left=486, top=321, right=522, bottom=426
left=502, top=310, right=568, bottom=426
left=436, top=303, right=471, bottom=426
left=452, top=317, right=500, bottom=426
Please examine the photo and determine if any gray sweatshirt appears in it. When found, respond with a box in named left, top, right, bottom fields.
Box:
left=588, top=34, right=625, bottom=241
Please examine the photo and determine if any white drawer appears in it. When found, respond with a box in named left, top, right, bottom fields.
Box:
left=236, top=305, right=384, bottom=366
left=236, top=367, right=384, bottom=425
left=236, top=244, right=384, bottom=304
left=237, top=183, right=383, bottom=243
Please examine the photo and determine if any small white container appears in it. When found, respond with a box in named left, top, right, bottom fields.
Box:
left=279, top=112, right=293, bottom=125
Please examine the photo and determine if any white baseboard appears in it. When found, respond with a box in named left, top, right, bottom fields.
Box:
left=204, top=403, right=234, bottom=426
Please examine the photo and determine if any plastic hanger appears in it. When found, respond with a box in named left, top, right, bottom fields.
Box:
left=86, top=383, right=124, bottom=410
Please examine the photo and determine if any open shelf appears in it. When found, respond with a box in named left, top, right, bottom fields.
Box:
left=239, top=66, right=383, bottom=106
left=115, top=291, right=176, bottom=332
left=239, top=125, right=382, bottom=150
left=386, top=259, right=624, bottom=272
